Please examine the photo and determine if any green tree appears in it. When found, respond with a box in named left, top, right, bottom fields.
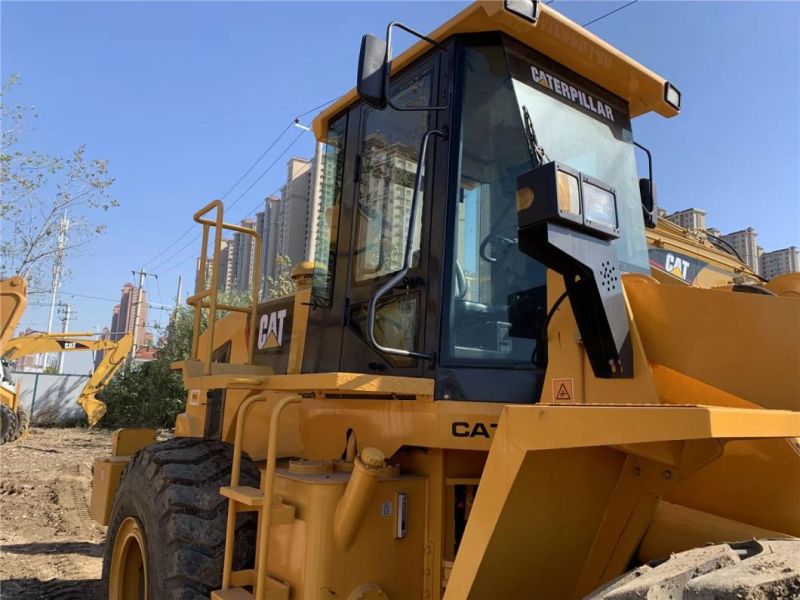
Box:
left=264, top=255, right=296, bottom=299
left=0, top=75, right=118, bottom=292
left=98, top=294, right=254, bottom=429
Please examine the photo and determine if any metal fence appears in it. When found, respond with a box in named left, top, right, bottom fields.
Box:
left=10, top=371, right=90, bottom=424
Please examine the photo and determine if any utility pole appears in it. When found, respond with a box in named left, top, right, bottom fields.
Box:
left=172, top=275, right=183, bottom=325
left=129, top=269, right=157, bottom=363
left=57, top=302, right=72, bottom=374
left=42, top=211, right=69, bottom=370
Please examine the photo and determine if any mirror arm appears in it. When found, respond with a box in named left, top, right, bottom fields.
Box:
left=366, top=128, right=447, bottom=361
left=384, top=22, right=450, bottom=112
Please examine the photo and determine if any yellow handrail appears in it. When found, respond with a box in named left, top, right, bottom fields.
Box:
left=220, top=393, right=301, bottom=593
left=254, top=394, right=301, bottom=600
left=187, top=199, right=263, bottom=374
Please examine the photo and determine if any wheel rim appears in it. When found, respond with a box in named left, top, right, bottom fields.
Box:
left=110, top=516, right=148, bottom=600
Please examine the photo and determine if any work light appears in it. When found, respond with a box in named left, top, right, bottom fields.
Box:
left=556, top=169, right=581, bottom=217
left=581, top=178, right=618, bottom=235
left=516, top=161, right=619, bottom=240
left=664, top=82, right=681, bottom=111
left=504, top=0, right=540, bottom=23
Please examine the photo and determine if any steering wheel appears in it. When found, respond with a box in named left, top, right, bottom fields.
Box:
left=479, top=234, right=517, bottom=263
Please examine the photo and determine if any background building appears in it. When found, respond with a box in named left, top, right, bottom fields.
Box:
left=263, top=158, right=320, bottom=295
left=232, top=217, right=257, bottom=293
left=93, top=283, right=149, bottom=368
left=111, top=283, right=148, bottom=346
left=720, top=228, right=760, bottom=274
left=665, top=208, right=707, bottom=231
left=759, top=246, right=799, bottom=280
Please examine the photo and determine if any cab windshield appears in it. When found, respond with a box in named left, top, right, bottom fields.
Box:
left=444, top=40, right=647, bottom=368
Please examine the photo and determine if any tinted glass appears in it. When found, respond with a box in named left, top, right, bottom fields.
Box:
left=445, top=45, right=548, bottom=366
left=312, top=113, right=347, bottom=306
left=352, top=68, right=433, bottom=283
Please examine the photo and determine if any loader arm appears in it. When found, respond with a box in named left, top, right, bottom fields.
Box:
left=4, top=332, right=133, bottom=426
left=0, top=277, right=28, bottom=355
left=76, top=334, right=132, bottom=426
left=3, top=332, right=122, bottom=359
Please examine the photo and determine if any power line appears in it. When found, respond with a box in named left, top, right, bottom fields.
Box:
left=142, top=96, right=339, bottom=269
left=582, top=0, right=639, bottom=27
left=56, top=290, right=173, bottom=309
left=152, top=129, right=308, bottom=274
left=159, top=158, right=317, bottom=277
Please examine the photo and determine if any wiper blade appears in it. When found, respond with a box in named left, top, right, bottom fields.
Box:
left=522, top=105, right=550, bottom=168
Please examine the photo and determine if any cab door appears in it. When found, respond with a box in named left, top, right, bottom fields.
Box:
left=338, top=54, right=445, bottom=376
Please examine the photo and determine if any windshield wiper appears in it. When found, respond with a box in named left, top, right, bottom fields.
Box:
left=522, top=105, right=550, bottom=168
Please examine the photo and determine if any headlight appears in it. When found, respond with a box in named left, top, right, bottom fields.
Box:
left=556, top=169, right=581, bottom=217
left=581, top=179, right=618, bottom=234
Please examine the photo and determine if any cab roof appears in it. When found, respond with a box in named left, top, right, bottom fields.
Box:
left=312, top=0, right=678, bottom=141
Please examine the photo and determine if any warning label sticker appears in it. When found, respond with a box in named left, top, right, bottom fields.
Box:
left=552, top=378, right=575, bottom=403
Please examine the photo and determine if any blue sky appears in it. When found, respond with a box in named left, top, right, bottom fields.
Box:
left=3, top=1, right=799, bottom=372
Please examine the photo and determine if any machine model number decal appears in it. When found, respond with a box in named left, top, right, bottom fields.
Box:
left=451, top=421, right=498, bottom=438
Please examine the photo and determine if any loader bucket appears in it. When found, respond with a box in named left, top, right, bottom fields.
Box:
left=443, top=404, right=800, bottom=600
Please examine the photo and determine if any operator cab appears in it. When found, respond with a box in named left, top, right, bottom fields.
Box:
left=302, top=0, right=679, bottom=403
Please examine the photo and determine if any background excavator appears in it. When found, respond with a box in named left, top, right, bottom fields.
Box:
left=0, top=276, right=132, bottom=442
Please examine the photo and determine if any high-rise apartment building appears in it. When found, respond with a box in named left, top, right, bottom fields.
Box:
left=216, top=239, right=234, bottom=293
left=232, top=218, right=257, bottom=293
left=759, top=246, right=799, bottom=280
left=263, top=158, right=318, bottom=293
left=720, top=228, right=759, bottom=274
left=96, top=283, right=149, bottom=368
left=665, top=208, right=706, bottom=231
left=112, top=283, right=148, bottom=346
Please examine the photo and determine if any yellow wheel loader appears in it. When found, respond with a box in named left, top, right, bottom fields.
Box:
left=92, top=2, right=800, bottom=599
left=0, top=276, right=133, bottom=438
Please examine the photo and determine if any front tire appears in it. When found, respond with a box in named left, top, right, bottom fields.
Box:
left=102, top=437, right=260, bottom=600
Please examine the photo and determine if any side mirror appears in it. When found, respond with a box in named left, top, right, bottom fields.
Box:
left=357, top=34, right=388, bottom=110
left=639, top=178, right=658, bottom=228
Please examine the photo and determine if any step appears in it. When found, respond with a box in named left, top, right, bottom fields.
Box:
left=220, top=486, right=296, bottom=524
left=231, top=569, right=255, bottom=587
left=220, top=485, right=263, bottom=507
left=211, top=576, right=289, bottom=600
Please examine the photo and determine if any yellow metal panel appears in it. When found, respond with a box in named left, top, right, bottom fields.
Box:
left=269, top=470, right=427, bottom=599
left=665, top=437, right=800, bottom=536
left=638, top=501, right=789, bottom=564
left=625, top=274, right=800, bottom=412
left=89, top=457, right=129, bottom=525
left=542, top=270, right=661, bottom=407
left=313, top=1, right=676, bottom=140
left=444, top=404, right=800, bottom=599
left=111, top=428, right=157, bottom=456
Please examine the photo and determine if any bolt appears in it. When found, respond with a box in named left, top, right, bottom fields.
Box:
left=662, top=470, right=672, bottom=480
left=633, top=466, right=641, bottom=477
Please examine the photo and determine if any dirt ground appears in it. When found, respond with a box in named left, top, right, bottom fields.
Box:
left=0, top=427, right=112, bottom=599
